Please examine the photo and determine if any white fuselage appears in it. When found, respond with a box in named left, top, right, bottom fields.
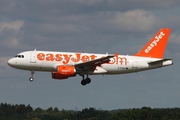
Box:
left=7, top=51, right=173, bottom=75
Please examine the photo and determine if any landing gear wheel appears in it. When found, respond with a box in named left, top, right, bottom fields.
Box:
left=29, top=70, right=35, bottom=82
left=29, top=77, right=34, bottom=82
left=80, top=74, right=91, bottom=86
left=81, top=80, right=86, bottom=86
left=86, top=77, right=91, bottom=84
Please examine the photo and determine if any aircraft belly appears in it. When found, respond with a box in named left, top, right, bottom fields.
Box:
left=91, top=67, right=107, bottom=74
left=26, top=61, right=55, bottom=71
left=101, top=62, right=149, bottom=74
left=102, top=64, right=130, bottom=74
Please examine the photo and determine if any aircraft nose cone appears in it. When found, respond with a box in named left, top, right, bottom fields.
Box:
left=7, top=59, right=12, bottom=66
left=7, top=58, right=15, bottom=67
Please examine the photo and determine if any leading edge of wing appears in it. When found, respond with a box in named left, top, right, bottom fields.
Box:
left=75, top=54, right=115, bottom=67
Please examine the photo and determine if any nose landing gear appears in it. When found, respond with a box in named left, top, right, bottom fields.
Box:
left=29, top=71, right=34, bottom=82
left=29, top=77, right=34, bottom=82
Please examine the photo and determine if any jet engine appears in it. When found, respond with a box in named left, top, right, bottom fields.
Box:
left=51, top=65, right=76, bottom=80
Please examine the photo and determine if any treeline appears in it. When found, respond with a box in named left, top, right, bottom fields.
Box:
left=1, top=103, right=180, bottom=120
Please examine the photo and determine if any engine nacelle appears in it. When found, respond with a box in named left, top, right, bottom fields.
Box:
left=51, top=72, right=69, bottom=80
left=51, top=65, right=76, bottom=80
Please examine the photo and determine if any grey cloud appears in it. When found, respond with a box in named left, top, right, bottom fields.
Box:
left=0, top=57, right=11, bottom=67
left=1, top=0, right=180, bottom=20
left=0, top=21, right=24, bottom=33
left=1, top=0, right=179, bottom=54
left=0, top=21, right=30, bottom=51
left=23, top=9, right=159, bottom=36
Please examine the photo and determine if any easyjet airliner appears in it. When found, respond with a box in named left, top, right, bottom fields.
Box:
left=7, top=28, right=173, bottom=85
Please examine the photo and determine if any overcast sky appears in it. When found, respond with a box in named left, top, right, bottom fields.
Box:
left=1, top=0, right=180, bottom=110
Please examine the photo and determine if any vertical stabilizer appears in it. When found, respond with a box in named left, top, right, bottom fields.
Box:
left=134, top=28, right=171, bottom=58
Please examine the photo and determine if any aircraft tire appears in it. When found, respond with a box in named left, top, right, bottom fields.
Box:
left=86, top=78, right=91, bottom=84
left=81, top=80, right=86, bottom=86
left=29, top=77, right=34, bottom=82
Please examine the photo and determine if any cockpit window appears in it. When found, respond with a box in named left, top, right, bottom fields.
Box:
left=15, top=55, right=24, bottom=58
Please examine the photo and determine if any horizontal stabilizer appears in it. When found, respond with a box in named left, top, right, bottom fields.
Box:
left=148, top=59, right=172, bottom=66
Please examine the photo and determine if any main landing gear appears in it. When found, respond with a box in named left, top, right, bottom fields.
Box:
left=29, top=71, right=34, bottom=82
left=81, top=75, right=91, bottom=86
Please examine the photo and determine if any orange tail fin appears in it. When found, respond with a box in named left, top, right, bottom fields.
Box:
left=134, top=28, right=171, bottom=59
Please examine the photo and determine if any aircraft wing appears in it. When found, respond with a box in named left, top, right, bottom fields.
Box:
left=75, top=55, right=114, bottom=67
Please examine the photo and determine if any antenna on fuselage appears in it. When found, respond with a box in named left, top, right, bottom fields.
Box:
left=34, top=49, right=36, bottom=51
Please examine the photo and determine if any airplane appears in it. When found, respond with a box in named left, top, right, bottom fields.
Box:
left=7, top=28, right=173, bottom=86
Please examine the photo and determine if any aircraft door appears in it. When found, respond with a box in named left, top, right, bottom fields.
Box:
left=132, top=58, right=138, bottom=68
left=30, top=52, right=36, bottom=63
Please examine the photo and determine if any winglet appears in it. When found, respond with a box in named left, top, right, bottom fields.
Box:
left=134, top=28, right=171, bottom=59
